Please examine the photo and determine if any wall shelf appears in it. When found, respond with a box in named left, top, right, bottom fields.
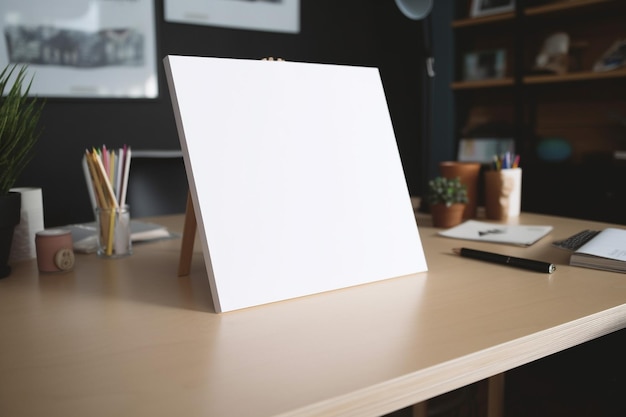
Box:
left=451, top=78, right=515, bottom=90
left=451, top=12, right=514, bottom=28
left=524, top=69, right=626, bottom=84
left=524, top=0, right=616, bottom=16
left=451, top=0, right=626, bottom=223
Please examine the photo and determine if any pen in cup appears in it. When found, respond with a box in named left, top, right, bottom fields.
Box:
left=83, top=146, right=133, bottom=257
left=492, top=152, right=520, bottom=170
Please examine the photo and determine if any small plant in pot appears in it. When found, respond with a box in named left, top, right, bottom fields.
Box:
left=427, top=176, right=468, bottom=228
left=0, top=65, right=44, bottom=278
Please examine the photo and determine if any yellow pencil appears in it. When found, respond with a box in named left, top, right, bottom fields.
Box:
left=85, top=150, right=106, bottom=208
left=91, top=149, right=119, bottom=255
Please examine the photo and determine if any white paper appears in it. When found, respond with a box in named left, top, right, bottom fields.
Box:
left=439, top=220, right=553, bottom=247
left=165, top=56, right=427, bottom=312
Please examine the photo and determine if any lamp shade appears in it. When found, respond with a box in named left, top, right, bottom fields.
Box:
left=394, top=0, right=433, bottom=20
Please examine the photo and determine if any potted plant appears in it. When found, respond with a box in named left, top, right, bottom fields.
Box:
left=0, top=65, right=44, bottom=278
left=427, top=176, right=468, bottom=228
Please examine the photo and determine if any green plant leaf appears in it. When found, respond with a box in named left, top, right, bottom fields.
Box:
left=426, top=175, right=468, bottom=206
left=0, top=64, right=44, bottom=195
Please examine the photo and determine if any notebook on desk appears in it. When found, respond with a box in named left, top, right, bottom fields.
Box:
left=439, top=220, right=553, bottom=247
left=64, top=220, right=174, bottom=253
left=567, top=228, right=626, bottom=273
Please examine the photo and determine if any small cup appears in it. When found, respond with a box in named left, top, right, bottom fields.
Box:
left=484, top=168, right=522, bottom=220
left=35, top=229, right=75, bottom=273
left=95, top=205, right=132, bottom=258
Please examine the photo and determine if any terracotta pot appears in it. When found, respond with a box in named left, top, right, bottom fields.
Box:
left=439, top=161, right=481, bottom=219
left=0, top=192, right=22, bottom=278
left=430, top=203, right=466, bottom=228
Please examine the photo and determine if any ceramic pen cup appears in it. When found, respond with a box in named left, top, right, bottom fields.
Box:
left=95, top=205, right=132, bottom=258
left=35, top=229, right=75, bottom=273
left=439, top=161, right=481, bottom=219
left=484, top=168, right=522, bottom=220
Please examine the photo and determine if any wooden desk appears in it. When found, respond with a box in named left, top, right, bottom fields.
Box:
left=1, top=210, right=626, bottom=417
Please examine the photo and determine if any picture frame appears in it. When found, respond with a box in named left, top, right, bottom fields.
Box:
left=164, top=0, right=300, bottom=34
left=0, top=0, right=158, bottom=98
left=463, top=49, right=506, bottom=81
left=470, top=0, right=515, bottom=18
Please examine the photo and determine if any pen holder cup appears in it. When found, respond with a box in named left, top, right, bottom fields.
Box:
left=484, top=168, right=521, bottom=221
left=95, top=205, right=132, bottom=258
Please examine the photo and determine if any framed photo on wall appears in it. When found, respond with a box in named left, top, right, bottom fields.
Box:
left=463, top=49, right=506, bottom=81
left=0, top=0, right=158, bottom=98
left=470, top=0, right=515, bottom=17
left=165, top=0, right=300, bottom=34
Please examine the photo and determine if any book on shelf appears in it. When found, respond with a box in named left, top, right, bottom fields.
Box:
left=64, top=220, right=175, bottom=253
left=438, top=220, right=553, bottom=247
left=569, top=228, right=626, bottom=273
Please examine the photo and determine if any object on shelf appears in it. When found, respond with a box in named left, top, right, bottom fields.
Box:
left=470, top=0, right=515, bottom=18
left=458, top=138, right=515, bottom=164
left=568, top=41, right=589, bottom=72
left=533, top=32, right=570, bottom=75
left=464, top=121, right=515, bottom=138
left=536, top=137, right=572, bottom=162
left=463, top=48, right=506, bottom=81
left=593, top=39, right=626, bottom=72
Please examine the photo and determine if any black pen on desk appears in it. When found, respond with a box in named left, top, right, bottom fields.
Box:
left=453, top=247, right=556, bottom=274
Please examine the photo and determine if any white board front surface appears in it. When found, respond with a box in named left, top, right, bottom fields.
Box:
left=164, top=55, right=427, bottom=312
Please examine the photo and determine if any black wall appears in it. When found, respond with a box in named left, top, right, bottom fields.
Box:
left=16, top=0, right=429, bottom=227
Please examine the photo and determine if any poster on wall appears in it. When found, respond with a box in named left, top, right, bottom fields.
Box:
left=0, top=0, right=158, bottom=98
left=165, top=0, right=300, bottom=34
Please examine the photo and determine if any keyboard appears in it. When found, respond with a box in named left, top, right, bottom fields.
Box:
left=552, top=229, right=600, bottom=251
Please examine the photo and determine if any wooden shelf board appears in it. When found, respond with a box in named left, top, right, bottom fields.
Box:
left=525, top=0, right=616, bottom=16
left=524, top=69, right=626, bottom=84
left=451, top=78, right=515, bottom=90
left=451, top=12, right=514, bottom=28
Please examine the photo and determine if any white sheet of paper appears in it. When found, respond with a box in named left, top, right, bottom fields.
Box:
left=439, top=220, right=553, bottom=247
left=164, top=56, right=427, bottom=312
left=575, top=228, right=626, bottom=261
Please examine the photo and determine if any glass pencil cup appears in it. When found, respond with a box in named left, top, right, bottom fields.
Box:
left=95, top=205, right=132, bottom=258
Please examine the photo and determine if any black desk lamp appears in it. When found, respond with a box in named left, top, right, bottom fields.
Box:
left=394, top=0, right=434, bottom=212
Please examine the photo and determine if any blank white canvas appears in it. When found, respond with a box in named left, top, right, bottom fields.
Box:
left=164, top=56, right=427, bottom=313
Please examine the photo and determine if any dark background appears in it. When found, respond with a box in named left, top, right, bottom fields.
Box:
left=15, top=0, right=449, bottom=227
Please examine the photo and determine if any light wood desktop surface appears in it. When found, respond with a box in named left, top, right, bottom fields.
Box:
left=1, top=207, right=626, bottom=417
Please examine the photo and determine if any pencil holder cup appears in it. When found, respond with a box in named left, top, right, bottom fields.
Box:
left=95, top=205, right=132, bottom=258
left=484, top=168, right=522, bottom=221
